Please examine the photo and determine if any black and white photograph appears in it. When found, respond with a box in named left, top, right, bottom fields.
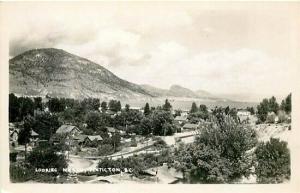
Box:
left=0, top=1, right=299, bottom=189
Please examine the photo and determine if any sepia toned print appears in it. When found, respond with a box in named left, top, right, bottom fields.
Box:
left=4, top=2, right=296, bottom=185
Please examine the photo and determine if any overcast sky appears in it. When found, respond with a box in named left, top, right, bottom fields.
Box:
left=7, top=2, right=299, bottom=101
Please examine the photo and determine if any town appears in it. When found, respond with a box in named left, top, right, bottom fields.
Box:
left=9, top=93, right=291, bottom=184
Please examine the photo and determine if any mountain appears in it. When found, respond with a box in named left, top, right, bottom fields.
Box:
left=195, top=89, right=215, bottom=98
left=168, top=85, right=199, bottom=98
left=9, top=48, right=154, bottom=99
left=140, top=84, right=215, bottom=99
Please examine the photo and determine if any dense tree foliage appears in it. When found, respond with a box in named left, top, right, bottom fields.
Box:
left=32, top=112, right=61, bottom=140
left=280, top=93, right=291, bottom=114
left=174, top=113, right=257, bottom=183
left=144, top=103, right=151, bottom=116
left=255, top=138, right=290, bottom=183
left=108, top=100, right=122, bottom=112
left=257, top=96, right=279, bottom=122
left=246, top=107, right=255, bottom=115
left=162, top=99, right=172, bottom=111
left=100, top=101, right=108, bottom=112
left=27, top=145, right=68, bottom=173
left=139, top=117, right=153, bottom=135
left=9, top=94, right=34, bottom=122
left=151, top=110, right=174, bottom=136
left=190, top=102, right=198, bottom=113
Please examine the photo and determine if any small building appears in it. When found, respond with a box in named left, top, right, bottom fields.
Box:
left=56, top=125, right=81, bottom=137
left=182, top=123, right=199, bottom=130
left=83, top=135, right=103, bottom=146
left=174, top=115, right=188, bottom=125
left=237, top=110, right=251, bottom=123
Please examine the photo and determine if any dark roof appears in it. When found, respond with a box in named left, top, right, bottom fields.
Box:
left=56, top=125, right=80, bottom=134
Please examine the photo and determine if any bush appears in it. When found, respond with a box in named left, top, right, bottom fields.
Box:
left=277, top=110, right=288, bottom=123
left=153, top=138, right=167, bottom=149
left=27, top=146, right=68, bottom=173
left=266, top=113, right=276, bottom=124
left=10, top=152, right=18, bottom=162
left=97, top=144, right=114, bottom=156
left=255, top=138, right=290, bottom=183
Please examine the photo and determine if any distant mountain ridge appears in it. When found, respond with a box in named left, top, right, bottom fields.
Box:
left=9, top=48, right=154, bottom=99
left=140, top=84, right=218, bottom=99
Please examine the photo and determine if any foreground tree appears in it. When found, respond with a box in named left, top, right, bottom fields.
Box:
left=174, top=114, right=257, bottom=183
left=255, top=138, right=290, bottom=183
left=27, top=145, right=68, bottom=173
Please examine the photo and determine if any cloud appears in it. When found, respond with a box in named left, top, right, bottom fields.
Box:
left=7, top=2, right=296, bottom=100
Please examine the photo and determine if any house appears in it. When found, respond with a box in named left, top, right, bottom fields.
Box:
left=182, top=123, right=198, bottom=130
left=56, top=125, right=81, bottom=137
left=106, top=127, right=119, bottom=137
left=29, top=130, right=39, bottom=146
left=237, top=110, right=251, bottom=123
left=82, top=135, right=103, bottom=146
left=174, top=115, right=188, bottom=125
left=181, top=110, right=189, bottom=117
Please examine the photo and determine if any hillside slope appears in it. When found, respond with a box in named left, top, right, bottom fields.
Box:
left=9, top=48, right=153, bottom=99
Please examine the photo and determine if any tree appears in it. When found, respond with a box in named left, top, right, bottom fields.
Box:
left=255, top=138, right=290, bottom=183
left=268, top=96, right=279, bottom=114
left=33, top=112, right=60, bottom=140
left=85, top=111, right=106, bottom=133
left=151, top=110, right=174, bottom=136
left=257, top=96, right=280, bottom=123
left=108, top=100, right=121, bottom=112
left=190, top=102, right=198, bottom=113
left=199, top=104, right=208, bottom=113
left=280, top=94, right=291, bottom=114
left=98, top=144, right=114, bottom=156
left=101, top=101, right=108, bottom=112
left=125, top=104, right=130, bottom=112
left=162, top=99, right=172, bottom=111
left=246, top=107, right=255, bottom=115
left=111, top=132, right=121, bottom=151
left=27, top=145, right=68, bottom=173
left=9, top=93, right=20, bottom=122
left=174, top=109, right=182, bottom=117
left=144, top=103, right=151, bottom=116
left=139, top=117, right=153, bottom=136
left=33, top=97, right=43, bottom=110
left=257, top=98, right=270, bottom=122
left=81, top=98, right=100, bottom=111
left=47, top=98, right=65, bottom=112
left=18, top=97, right=35, bottom=120
left=174, top=113, right=258, bottom=183
left=18, top=115, right=35, bottom=160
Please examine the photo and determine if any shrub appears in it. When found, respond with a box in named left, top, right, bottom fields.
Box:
left=97, top=144, right=114, bottom=156
left=255, top=138, right=290, bottom=183
left=10, top=152, right=18, bottom=162
left=277, top=110, right=288, bottom=123
left=27, top=146, right=67, bottom=173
